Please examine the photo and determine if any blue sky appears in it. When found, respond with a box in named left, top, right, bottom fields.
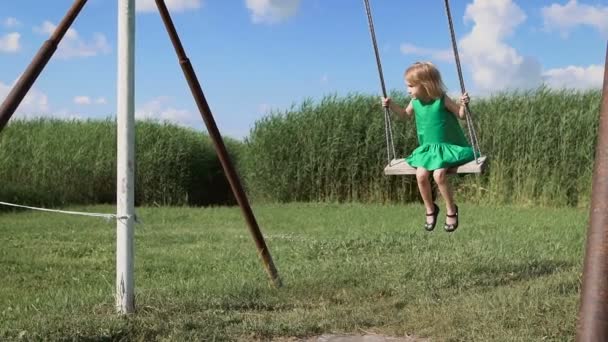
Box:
left=0, top=0, right=606, bottom=139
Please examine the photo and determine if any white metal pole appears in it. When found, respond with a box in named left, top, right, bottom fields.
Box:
left=116, top=0, right=135, bottom=314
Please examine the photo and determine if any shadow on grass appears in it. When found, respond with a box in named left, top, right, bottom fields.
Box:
left=468, top=259, right=575, bottom=288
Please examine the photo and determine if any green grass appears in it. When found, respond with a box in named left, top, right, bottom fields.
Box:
left=0, top=203, right=586, bottom=341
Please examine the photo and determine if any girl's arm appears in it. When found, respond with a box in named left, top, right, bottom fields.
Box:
left=444, top=93, right=469, bottom=119
left=381, top=97, right=413, bottom=119
left=404, top=100, right=414, bottom=118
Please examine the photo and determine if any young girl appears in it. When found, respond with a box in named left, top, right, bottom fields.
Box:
left=382, top=61, right=474, bottom=232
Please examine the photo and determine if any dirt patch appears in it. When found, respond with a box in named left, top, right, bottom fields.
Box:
left=273, top=333, right=429, bottom=341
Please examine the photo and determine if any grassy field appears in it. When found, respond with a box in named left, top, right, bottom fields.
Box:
left=0, top=202, right=586, bottom=341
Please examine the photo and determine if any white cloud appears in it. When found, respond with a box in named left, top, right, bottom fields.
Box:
left=34, top=21, right=110, bottom=59
left=0, top=81, right=50, bottom=118
left=73, top=96, right=108, bottom=105
left=0, top=81, right=92, bottom=120
left=459, top=0, right=543, bottom=92
left=543, top=64, right=604, bottom=90
left=0, top=32, right=20, bottom=53
left=3, top=17, right=21, bottom=28
left=48, top=108, right=84, bottom=120
left=542, top=0, right=608, bottom=38
left=35, top=21, right=76, bottom=39
left=1, top=82, right=107, bottom=121
left=320, top=74, right=328, bottom=84
left=135, top=96, right=198, bottom=127
left=400, top=43, right=453, bottom=62
left=136, top=0, right=202, bottom=13
left=74, top=96, right=92, bottom=105
left=245, top=0, right=300, bottom=24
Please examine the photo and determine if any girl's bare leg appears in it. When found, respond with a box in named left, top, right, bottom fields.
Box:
left=416, top=167, right=434, bottom=224
left=433, top=168, right=457, bottom=225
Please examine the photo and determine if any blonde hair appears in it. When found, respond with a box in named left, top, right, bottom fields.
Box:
left=404, top=61, right=446, bottom=100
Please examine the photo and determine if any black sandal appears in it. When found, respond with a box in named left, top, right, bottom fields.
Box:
left=444, top=205, right=459, bottom=232
left=424, top=203, right=440, bottom=231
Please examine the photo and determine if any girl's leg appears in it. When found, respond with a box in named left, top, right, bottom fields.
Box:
left=433, top=168, right=457, bottom=225
left=416, top=167, right=434, bottom=224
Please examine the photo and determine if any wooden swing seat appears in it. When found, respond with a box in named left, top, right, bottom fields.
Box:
left=384, top=155, right=487, bottom=175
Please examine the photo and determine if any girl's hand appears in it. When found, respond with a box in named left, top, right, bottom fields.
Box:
left=381, top=97, right=391, bottom=108
left=460, top=92, right=470, bottom=105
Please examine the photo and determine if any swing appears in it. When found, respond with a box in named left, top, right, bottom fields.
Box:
left=363, top=0, right=488, bottom=176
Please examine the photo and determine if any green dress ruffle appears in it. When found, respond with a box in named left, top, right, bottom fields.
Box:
left=405, top=96, right=474, bottom=170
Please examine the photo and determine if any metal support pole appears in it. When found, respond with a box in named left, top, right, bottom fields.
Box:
left=0, top=0, right=88, bottom=134
left=154, top=0, right=282, bottom=288
left=115, top=0, right=136, bottom=314
left=577, top=42, right=608, bottom=341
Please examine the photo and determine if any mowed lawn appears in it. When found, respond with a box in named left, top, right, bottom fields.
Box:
left=0, top=203, right=587, bottom=341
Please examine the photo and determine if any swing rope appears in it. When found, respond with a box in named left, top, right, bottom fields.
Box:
left=443, top=0, right=483, bottom=163
left=363, top=0, right=484, bottom=165
left=363, top=0, right=397, bottom=164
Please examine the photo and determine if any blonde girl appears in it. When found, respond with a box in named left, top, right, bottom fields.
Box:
left=382, top=61, right=474, bottom=232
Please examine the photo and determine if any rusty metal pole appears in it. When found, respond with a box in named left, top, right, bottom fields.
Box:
left=577, top=42, right=608, bottom=341
left=154, top=0, right=282, bottom=288
left=0, top=0, right=88, bottom=134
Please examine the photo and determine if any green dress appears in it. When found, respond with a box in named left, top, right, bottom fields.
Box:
left=406, top=95, right=475, bottom=170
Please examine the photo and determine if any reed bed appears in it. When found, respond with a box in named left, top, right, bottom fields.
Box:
left=244, top=88, right=600, bottom=207
left=0, top=119, right=240, bottom=207
left=0, top=88, right=599, bottom=208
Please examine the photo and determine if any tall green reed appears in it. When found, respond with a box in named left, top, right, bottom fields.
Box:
left=244, top=88, right=600, bottom=207
left=0, top=119, right=240, bottom=207
left=244, top=92, right=419, bottom=203
left=0, top=87, right=598, bottom=208
left=471, top=87, right=599, bottom=207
